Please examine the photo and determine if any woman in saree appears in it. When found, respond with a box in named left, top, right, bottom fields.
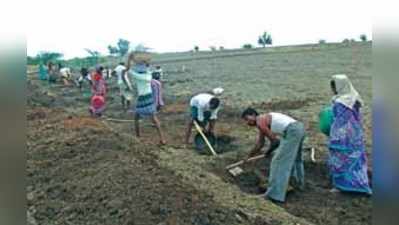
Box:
left=89, top=66, right=107, bottom=117
left=328, top=74, right=372, bottom=194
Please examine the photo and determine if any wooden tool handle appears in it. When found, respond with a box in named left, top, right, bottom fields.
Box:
left=193, top=121, right=217, bottom=156
left=226, top=154, right=264, bottom=170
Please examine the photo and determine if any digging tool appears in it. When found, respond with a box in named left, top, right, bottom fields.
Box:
left=226, top=154, right=265, bottom=177
left=193, top=120, right=217, bottom=156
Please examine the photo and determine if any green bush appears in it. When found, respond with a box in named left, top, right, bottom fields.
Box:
left=242, top=44, right=253, bottom=49
left=360, top=34, right=367, bottom=42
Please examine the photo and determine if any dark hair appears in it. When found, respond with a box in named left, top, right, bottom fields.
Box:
left=209, top=97, right=220, bottom=109
left=96, top=66, right=104, bottom=73
left=156, top=65, right=161, bottom=69
left=241, top=107, right=258, bottom=119
left=330, top=80, right=337, bottom=94
left=119, top=62, right=125, bottom=66
left=152, top=71, right=161, bottom=81
left=330, top=80, right=335, bottom=89
left=81, top=67, right=88, bottom=76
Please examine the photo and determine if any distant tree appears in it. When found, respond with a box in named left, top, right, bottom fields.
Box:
left=36, top=51, right=64, bottom=64
left=194, top=46, right=199, bottom=52
left=84, top=48, right=101, bottom=65
left=117, top=38, right=130, bottom=56
left=319, top=39, right=326, bottom=44
left=242, top=44, right=253, bottom=49
left=209, top=46, right=216, bottom=51
left=258, top=31, right=272, bottom=48
left=84, top=49, right=101, bottom=58
left=350, top=38, right=356, bottom=43
left=108, top=45, right=119, bottom=56
left=219, top=46, right=224, bottom=51
left=360, top=34, right=367, bottom=42
left=342, top=38, right=350, bottom=45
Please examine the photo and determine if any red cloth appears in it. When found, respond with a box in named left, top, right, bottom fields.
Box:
left=90, top=95, right=106, bottom=115
left=91, top=95, right=105, bottom=109
left=91, top=72, right=107, bottom=96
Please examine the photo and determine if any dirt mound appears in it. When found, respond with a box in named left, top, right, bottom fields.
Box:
left=256, top=98, right=312, bottom=111
left=28, top=108, right=239, bottom=225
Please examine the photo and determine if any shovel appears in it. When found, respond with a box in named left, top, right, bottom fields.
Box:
left=226, top=154, right=265, bottom=177
left=193, top=120, right=217, bottom=156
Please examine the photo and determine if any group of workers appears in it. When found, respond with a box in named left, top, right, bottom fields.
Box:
left=37, top=51, right=372, bottom=203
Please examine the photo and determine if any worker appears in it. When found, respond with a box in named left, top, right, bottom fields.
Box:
left=59, top=65, right=72, bottom=86
left=89, top=66, right=107, bottom=117
left=38, top=63, right=48, bottom=81
left=126, top=52, right=166, bottom=145
left=151, top=71, right=165, bottom=112
left=327, top=74, right=372, bottom=194
left=114, top=62, right=133, bottom=110
left=184, top=93, right=220, bottom=145
left=47, top=62, right=58, bottom=84
left=241, top=107, right=305, bottom=203
left=77, top=67, right=92, bottom=91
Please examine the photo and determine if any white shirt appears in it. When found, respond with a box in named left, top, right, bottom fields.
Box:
left=270, top=113, right=296, bottom=134
left=190, top=93, right=220, bottom=122
left=60, top=68, right=71, bottom=77
left=114, top=65, right=126, bottom=85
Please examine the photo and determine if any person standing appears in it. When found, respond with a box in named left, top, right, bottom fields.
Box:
left=59, top=64, right=72, bottom=86
left=126, top=52, right=166, bottom=145
left=151, top=71, right=165, bottom=112
left=114, top=62, right=133, bottom=110
left=241, top=108, right=305, bottom=203
left=47, top=62, right=58, bottom=84
left=89, top=66, right=107, bottom=117
left=328, top=74, right=372, bottom=194
left=38, top=63, right=48, bottom=81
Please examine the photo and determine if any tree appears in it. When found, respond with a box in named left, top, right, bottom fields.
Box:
left=117, top=38, right=130, bottom=56
left=84, top=49, right=101, bottom=58
left=209, top=46, right=216, bottom=51
left=108, top=45, right=119, bottom=56
left=258, top=31, right=272, bottom=48
left=84, top=48, right=101, bottom=65
left=360, top=34, right=367, bottom=42
left=319, top=39, right=326, bottom=44
left=194, top=46, right=199, bottom=52
left=219, top=46, right=224, bottom=51
left=242, top=44, right=253, bottom=49
left=35, top=51, right=64, bottom=64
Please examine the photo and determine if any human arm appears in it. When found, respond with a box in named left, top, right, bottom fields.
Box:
left=207, top=119, right=216, bottom=134
left=122, top=72, right=133, bottom=90
left=247, top=131, right=266, bottom=159
left=196, top=106, right=205, bottom=123
left=210, top=107, right=219, bottom=120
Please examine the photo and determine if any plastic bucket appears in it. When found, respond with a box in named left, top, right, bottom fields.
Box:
left=319, top=106, right=333, bottom=136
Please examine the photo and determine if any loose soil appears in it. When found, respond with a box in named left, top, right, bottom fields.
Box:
left=27, top=42, right=372, bottom=225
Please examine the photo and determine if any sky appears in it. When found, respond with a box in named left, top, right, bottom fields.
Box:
left=24, top=0, right=372, bottom=59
